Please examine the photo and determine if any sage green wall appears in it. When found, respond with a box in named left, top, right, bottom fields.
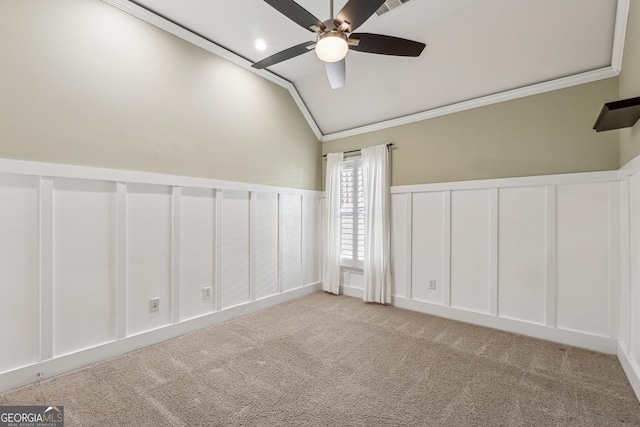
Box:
left=620, top=0, right=640, bottom=166
left=0, top=0, right=321, bottom=190
left=322, top=79, right=619, bottom=186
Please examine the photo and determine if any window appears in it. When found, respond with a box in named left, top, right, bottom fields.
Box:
left=340, top=158, right=365, bottom=268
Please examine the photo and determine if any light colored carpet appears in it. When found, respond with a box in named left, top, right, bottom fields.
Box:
left=1, top=292, right=639, bottom=426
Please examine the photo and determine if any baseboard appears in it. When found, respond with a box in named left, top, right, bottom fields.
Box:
left=618, top=342, right=640, bottom=403
left=393, top=297, right=616, bottom=354
left=0, top=283, right=321, bottom=394
left=340, top=286, right=616, bottom=354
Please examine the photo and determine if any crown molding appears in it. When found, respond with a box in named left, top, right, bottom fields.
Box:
left=321, top=66, right=620, bottom=142
left=612, top=0, right=630, bottom=74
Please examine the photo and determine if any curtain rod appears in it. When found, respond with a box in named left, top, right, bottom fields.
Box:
left=322, top=143, right=394, bottom=158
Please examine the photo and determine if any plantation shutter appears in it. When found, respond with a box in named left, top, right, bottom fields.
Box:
left=340, top=158, right=364, bottom=267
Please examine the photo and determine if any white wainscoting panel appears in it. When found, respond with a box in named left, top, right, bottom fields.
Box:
left=556, top=183, right=610, bottom=337
left=221, top=190, right=250, bottom=309
left=450, top=189, right=492, bottom=314
left=302, top=195, right=321, bottom=286
left=619, top=178, right=631, bottom=349
left=411, top=192, right=446, bottom=305
left=390, top=193, right=408, bottom=298
left=281, top=194, right=302, bottom=292
left=255, top=192, right=279, bottom=300
left=618, top=157, right=640, bottom=402
left=497, top=186, right=546, bottom=324
left=629, top=172, right=640, bottom=361
left=348, top=270, right=365, bottom=289
left=180, top=187, right=216, bottom=320
left=386, top=170, right=620, bottom=356
left=0, top=173, right=40, bottom=373
left=126, top=183, right=173, bottom=336
left=1, top=157, right=637, bottom=396
left=0, top=158, right=322, bottom=393
left=53, top=178, right=117, bottom=356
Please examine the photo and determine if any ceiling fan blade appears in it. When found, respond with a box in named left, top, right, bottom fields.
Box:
left=349, top=33, right=426, bottom=56
left=335, top=0, right=386, bottom=33
left=252, top=41, right=315, bottom=69
left=264, top=0, right=325, bottom=32
left=325, top=59, right=346, bottom=89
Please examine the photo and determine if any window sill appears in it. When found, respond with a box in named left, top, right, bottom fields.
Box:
left=340, top=265, right=363, bottom=273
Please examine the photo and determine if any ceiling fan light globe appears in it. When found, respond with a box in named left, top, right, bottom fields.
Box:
left=315, top=32, right=348, bottom=62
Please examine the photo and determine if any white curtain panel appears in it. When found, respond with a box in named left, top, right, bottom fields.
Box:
left=362, top=144, right=392, bottom=304
left=323, top=152, right=343, bottom=295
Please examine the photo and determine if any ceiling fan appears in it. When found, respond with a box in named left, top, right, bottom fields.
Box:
left=252, top=0, right=426, bottom=89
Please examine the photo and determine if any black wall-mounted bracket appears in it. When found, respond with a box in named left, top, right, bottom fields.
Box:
left=593, top=96, right=640, bottom=132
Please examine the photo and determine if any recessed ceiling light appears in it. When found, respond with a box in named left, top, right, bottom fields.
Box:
left=254, top=39, right=267, bottom=51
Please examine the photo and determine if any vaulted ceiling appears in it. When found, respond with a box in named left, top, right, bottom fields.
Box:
left=104, top=0, right=628, bottom=141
